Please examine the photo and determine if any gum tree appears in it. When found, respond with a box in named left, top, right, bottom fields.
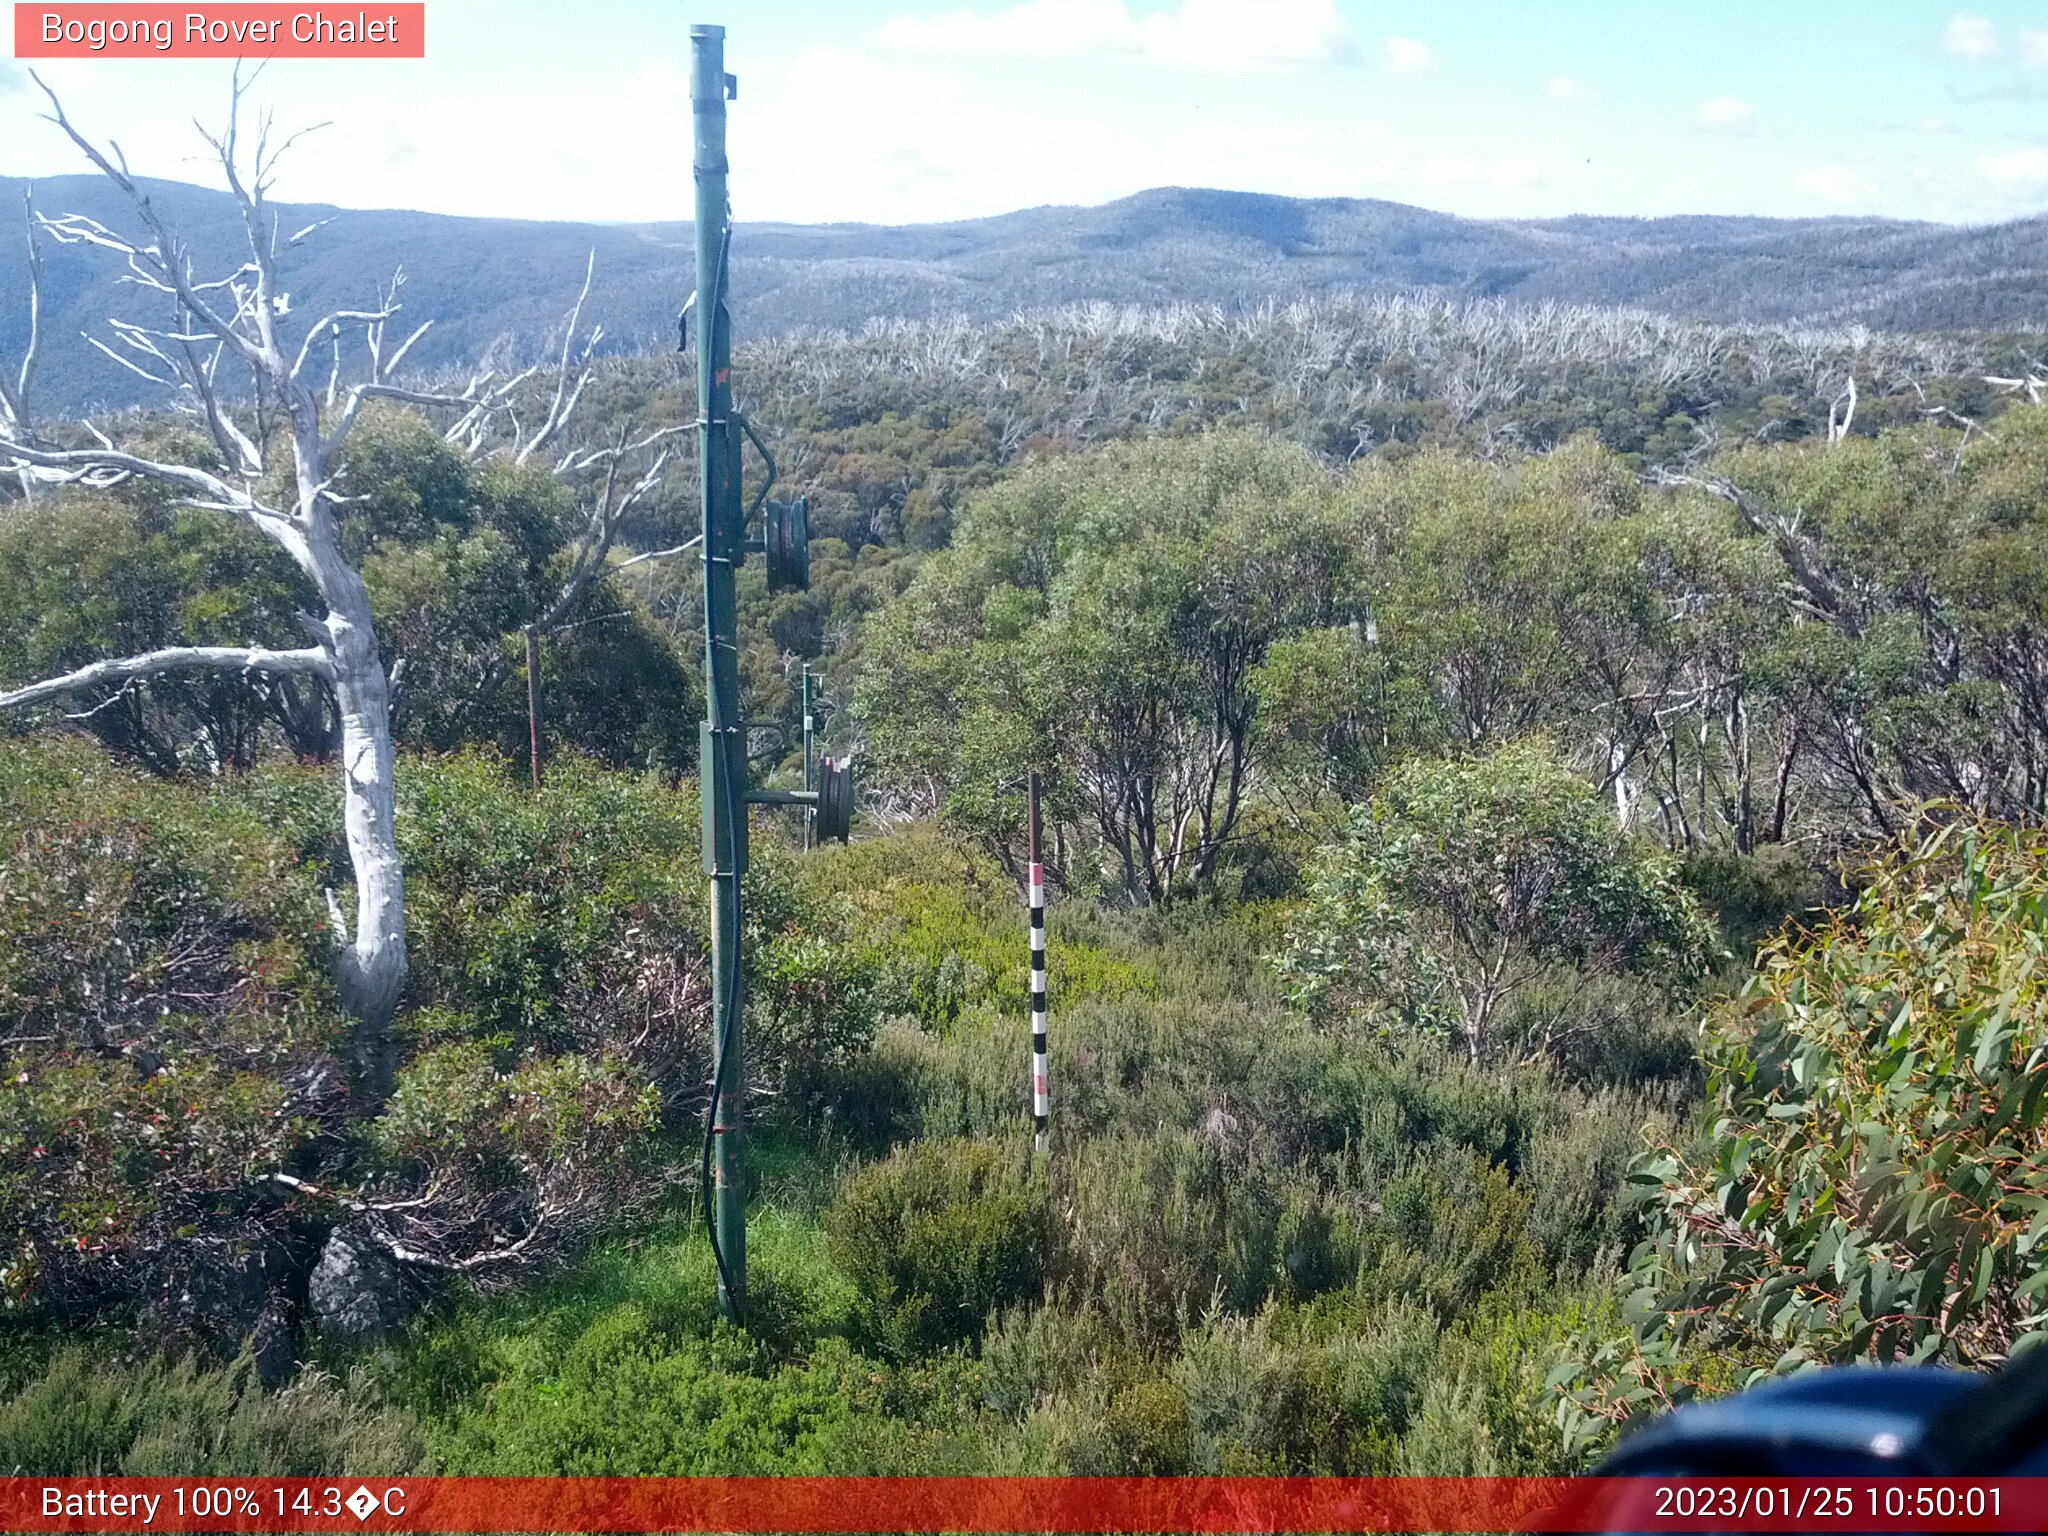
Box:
left=0, top=74, right=663, bottom=1092
left=1276, top=739, right=1711, bottom=1065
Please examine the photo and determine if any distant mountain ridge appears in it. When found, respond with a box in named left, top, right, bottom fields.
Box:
left=3, top=176, right=2046, bottom=414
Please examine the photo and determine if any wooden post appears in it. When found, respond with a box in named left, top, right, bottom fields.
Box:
left=1027, top=770, right=1048, bottom=1153
left=525, top=625, right=543, bottom=788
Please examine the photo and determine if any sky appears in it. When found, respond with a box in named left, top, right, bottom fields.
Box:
left=5, top=1, right=2048, bottom=227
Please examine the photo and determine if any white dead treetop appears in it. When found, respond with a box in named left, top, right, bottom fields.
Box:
left=0, top=69, right=665, bottom=1094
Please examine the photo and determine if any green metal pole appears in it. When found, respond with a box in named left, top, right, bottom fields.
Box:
left=693, top=21, right=746, bottom=1324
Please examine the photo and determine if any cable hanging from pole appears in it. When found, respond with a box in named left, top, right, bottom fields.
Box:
left=698, top=202, right=741, bottom=1317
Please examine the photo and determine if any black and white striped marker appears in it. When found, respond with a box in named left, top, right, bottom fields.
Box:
left=1029, top=859, right=1048, bottom=1151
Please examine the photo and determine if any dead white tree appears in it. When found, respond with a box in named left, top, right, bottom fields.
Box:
left=1827, top=374, right=1858, bottom=443
left=0, top=72, right=591, bottom=1094
left=0, top=187, right=43, bottom=501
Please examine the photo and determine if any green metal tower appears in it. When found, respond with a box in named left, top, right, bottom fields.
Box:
left=691, top=21, right=748, bottom=1326
left=690, top=23, right=852, bottom=1326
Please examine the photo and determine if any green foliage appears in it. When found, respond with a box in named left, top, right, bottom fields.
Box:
left=393, top=750, right=707, bottom=1051
left=1563, top=819, right=2048, bottom=1449
left=0, top=739, right=345, bottom=1322
left=825, top=1139, right=1057, bottom=1356
left=342, top=412, right=699, bottom=775
left=793, top=827, right=1152, bottom=1042
left=1277, top=740, right=1712, bottom=1066
left=0, top=738, right=888, bottom=1332
left=0, top=409, right=696, bottom=779
left=433, top=1310, right=994, bottom=1475
left=1683, top=843, right=1829, bottom=961
left=404, top=1209, right=997, bottom=1476
left=0, top=465, right=316, bottom=772
left=0, top=1350, right=426, bottom=1474
left=857, top=432, right=1358, bottom=903
left=1250, top=625, right=1395, bottom=808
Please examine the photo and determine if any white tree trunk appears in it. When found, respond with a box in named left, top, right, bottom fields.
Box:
left=324, top=565, right=407, bottom=1080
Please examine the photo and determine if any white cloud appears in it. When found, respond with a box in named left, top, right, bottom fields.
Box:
left=1942, top=13, right=1999, bottom=61
left=745, top=46, right=1555, bottom=222
left=1547, top=76, right=1589, bottom=100
left=1976, top=146, right=2048, bottom=189
left=1795, top=164, right=1877, bottom=206
left=1695, top=95, right=1755, bottom=131
left=868, top=0, right=1358, bottom=73
left=1143, top=0, right=1360, bottom=70
left=2021, top=26, right=2048, bottom=67
left=867, top=0, right=1136, bottom=60
left=1385, top=37, right=1434, bottom=75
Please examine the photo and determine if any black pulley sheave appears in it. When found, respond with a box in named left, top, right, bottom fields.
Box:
left=815, top=755, right=854, bottom=843
left=764, top=497, right=809, bottom=593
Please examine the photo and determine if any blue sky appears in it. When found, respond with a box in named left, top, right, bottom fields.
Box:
left=4, top=1, right=2048, bottom=226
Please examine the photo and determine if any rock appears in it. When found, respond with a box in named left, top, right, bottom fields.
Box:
left=308, top=1225, right=408, bottom=1343
left=151, top=1247, right=270, bottom=1345
left=247, top=1301, right=297, bottom=1388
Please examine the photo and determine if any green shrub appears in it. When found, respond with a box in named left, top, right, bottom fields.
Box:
left=799, top=826, right=1153, bottom=1035
left=1096, top=1377, right=1194, bottom=1474
left=1276, top=739, right=1711, bottom=1067
left=0, top=1350, right=427, bottom=1474
left=1060, top=1128, right=1280, bottom=1345
left=826, top=1139, right=1056, bottom=1356
left=1169, top=1305, right=1437, bottom=1474
left=1520, top=1095, right=1664, bottom=1275
left=394, top=751, right=707, bottom=1055
left=1562, top=819, right=2048, bottom=1449
left=381, top=1208, right=862, bottom=1417
left=394, top=750, right=878, bottom=1094
left=980, top=1302, right=1127, bottom=1424
left=430, top=1303, right=995, bottom=1475
left=1682, top=843, right=1829, bottom=961
left=0, top=741, right=345, bottom=1324
left=1358, top=1147, right=1544, bottom=1317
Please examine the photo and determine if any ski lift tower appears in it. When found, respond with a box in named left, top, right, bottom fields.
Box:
left=689, top=23, right=853, bottom=1326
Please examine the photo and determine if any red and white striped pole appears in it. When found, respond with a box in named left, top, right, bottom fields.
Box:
left=1027, top=769, right=1049, bottom=1154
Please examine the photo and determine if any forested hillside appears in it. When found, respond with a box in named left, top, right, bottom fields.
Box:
left=13, top=129, right=2048, bottom=1485
left=8, top=172, right=2048, bottom=414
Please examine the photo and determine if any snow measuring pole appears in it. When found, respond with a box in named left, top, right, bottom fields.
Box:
left=691, top=23, right=852, bottom=1326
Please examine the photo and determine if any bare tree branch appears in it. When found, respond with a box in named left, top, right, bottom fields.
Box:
left=515, top=248, right=600, bottom=466
left=0, top=187, right=43, bottom=454
left=0, top=644, right=333, bottom=711
left=1654, top=468, right=1858, bottom=634
left=615, top=535, right=703, bottom=570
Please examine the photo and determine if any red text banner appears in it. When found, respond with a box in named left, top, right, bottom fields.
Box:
left=5, top=1476, right=2048, bottom=1533
left=13, top=5, right=425, bottom=58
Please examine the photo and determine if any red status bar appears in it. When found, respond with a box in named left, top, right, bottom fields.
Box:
left=6, top=1476, right=2048, bottom=1533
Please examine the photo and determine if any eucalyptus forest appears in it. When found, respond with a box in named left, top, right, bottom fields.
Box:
left=9, top=82, right=2048, bottom=1483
